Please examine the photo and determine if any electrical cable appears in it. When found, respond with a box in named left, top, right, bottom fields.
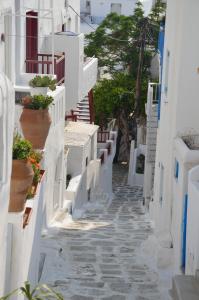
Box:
left=69, top=5, right=134, bottom=43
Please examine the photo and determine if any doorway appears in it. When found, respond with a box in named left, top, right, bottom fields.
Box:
left=26, top=11, right=38, bottom=73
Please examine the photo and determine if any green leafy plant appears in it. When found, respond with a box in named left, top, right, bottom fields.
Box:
left=85, top=1, right=166, bottom=160
left=22, top=95, right=54, bottom=110
left=0, top=281, right=64, bottom=300
left=29, top=75, right=57, bottom=91
left=13, top=134, right=32, bottom=160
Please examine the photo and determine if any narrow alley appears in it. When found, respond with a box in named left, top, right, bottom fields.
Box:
left=40, top=165, right=173, bottom=300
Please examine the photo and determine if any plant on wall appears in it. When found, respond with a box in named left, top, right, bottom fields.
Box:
left=0, top=281, right=64, bottom=300
left=29, top=75, right=57, bottom=91
left=22, top=95, right=54, bottom=110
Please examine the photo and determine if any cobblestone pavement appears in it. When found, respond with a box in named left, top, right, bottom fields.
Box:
left=41, top=164, right=172, bottom=300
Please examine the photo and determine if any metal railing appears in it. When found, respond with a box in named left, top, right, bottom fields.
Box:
left=97, top=131, right=110, bottom=143
left=65, top=110, right=78, bottom=122
left=25, top=53, right=65, bottom=85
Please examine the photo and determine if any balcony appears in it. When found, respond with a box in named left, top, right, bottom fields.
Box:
left=82, top=57, right=98, bottom=99
left=43, top=32, right=98, bottom=112
left=25, top=53, right=65, bottom=85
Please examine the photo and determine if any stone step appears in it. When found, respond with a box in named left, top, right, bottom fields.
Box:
left=172, top=275, right=199, bottom=300
left=76, top=112, right=90, bottom=116
left=77, top=102, right=89, bottom=107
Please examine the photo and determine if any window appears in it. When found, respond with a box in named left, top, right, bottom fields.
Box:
left=174, top=159, right=179, bottom=180
left=86, top=157, right=88, bottom=167
left=88, top=188, right=91, bottom=201
left=86, top=1, right=90, bottom=8
left=111, top=3, right=122, bottom=15
left=159, top=163, right=164, bottom=205
left=164, top=50, right=170, bottom=97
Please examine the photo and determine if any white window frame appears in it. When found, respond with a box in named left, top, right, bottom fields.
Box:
left=110, top=3, right=122, bottom=15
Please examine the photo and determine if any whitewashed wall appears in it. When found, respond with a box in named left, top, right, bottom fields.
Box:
left=6, top=85, right=65, bottom=296
left=186, top=166, right=199, bottom=275
left=171, top=138, right=199, bottom=273
left=151, top=0, right=199, bottom=249
left=42, top=87, right=66, bottom=225
left=128, top=142, right=146, bottom=187
left=15, top=0, right=80, bottom=86
left=0, top=74, right=15, bottom=296
left=90, top=0, right=136, bottom=18
left=97, top=132, right=117, bottom=198
left=0, top=1, right=15, bottom=82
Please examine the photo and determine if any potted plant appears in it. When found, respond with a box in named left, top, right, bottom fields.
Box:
left=29, top=75, right=57, bottom=95
left=20, top=94, right=54, bottom=149
left=9, top=135, right=34, bottom=212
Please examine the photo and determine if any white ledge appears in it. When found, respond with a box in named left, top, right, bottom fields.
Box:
left=174, top=137, right=199, bottom=163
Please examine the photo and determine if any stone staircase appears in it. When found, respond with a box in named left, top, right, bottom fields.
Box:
left=145, top=104, right=158, bottom=183
left=171, top=275, right=199, bottom=300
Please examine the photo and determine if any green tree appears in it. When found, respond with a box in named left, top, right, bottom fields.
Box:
left=85, top=0, right=166, bottom=160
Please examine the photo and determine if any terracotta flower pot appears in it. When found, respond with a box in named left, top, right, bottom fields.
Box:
left=20, top=108, right=52, bottom=149
left=9, top=160, right=34, bottom=212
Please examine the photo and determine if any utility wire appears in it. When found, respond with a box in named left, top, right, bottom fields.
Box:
left=69, top=5, right=133, bottom=43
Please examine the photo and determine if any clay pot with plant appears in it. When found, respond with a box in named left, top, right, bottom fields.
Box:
left=29, top=75, right=57, bottom=95
left=9, top=135, right=34, bottom=212
left=20, top=94, right=54, bottom=149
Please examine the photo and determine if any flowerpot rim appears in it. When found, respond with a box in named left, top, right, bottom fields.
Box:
left=22, top=107, right=49, bottom=111
left=12, top=159, right=29, bottom=163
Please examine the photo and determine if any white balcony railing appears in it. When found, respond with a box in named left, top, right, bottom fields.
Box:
left=49, top=86, right=65, bottom=127
left=82, top=57, right=98, bottom=99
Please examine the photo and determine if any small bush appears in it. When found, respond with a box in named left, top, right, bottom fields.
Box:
left=22, top=95, right=54, bottom=110
left=29, top=75, right=57, bottom=91
left=13, top=134, right=32, bottom=160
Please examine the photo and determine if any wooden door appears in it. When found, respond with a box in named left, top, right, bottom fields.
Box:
left=26, top=11, right=38, bottom=73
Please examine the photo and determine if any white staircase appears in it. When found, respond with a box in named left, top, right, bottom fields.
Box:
left=75, top=97, right=91, bottom=123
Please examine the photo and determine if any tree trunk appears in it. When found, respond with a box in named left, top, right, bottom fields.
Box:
left=133, top=22, right=146, bottom=146
left=118, top=110, right=130, bottom=162
left=114, top=128, right=122, bottom=163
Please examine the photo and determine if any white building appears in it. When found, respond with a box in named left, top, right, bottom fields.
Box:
left=80, top=0, right=153, bottom=33
left=0, top=0, right=117, bottom=297
left=148, top=0, right=199, bottom=296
